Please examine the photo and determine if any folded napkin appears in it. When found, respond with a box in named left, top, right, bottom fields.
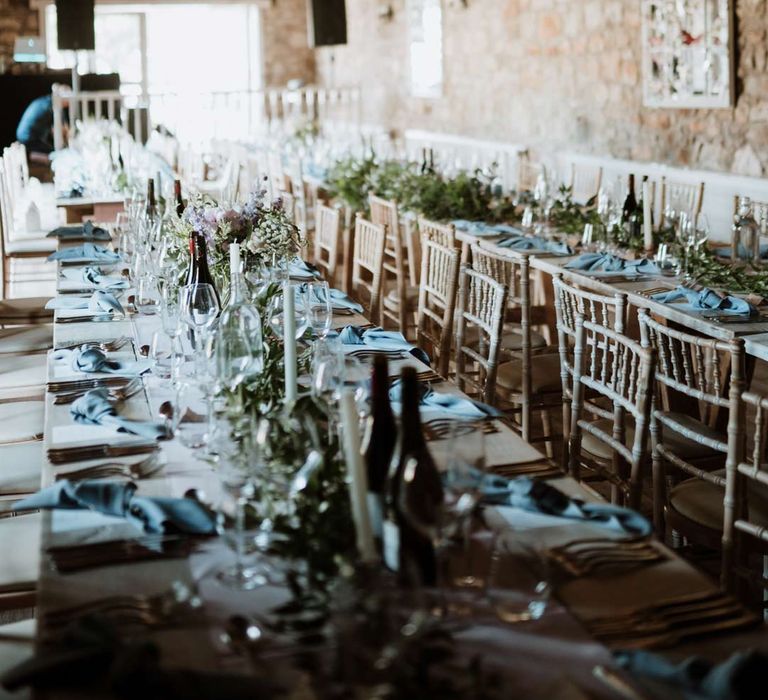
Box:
left=298, top=283, right=363, bottom=313
left=564, top=253, right=660, bottom=275
left=481, top=474, right=651, bottom=536
left=45, top=290, right=124, bottom=315
left=389, top=379, right=501, bottom=420
left=650, top=286, right=756, bottom=316
left=48, top=242, right=121, bottom=264
left=60, top=265, right=129, bottom=291
left=615, top=649, right=767, bottom=700
left=288, top=259, right=321, bottom=279
left=14, top=479, right=214, bottom=534
left=47, top=220, right=110, bottom=241
left=54, top=347, right=150, bottom=376
left=452, top=220, right=524, bottom=237
left=497, top=235, right=573, bottom=255
left=338, top=325, right=430, bottom=364
left=70, top=389, right=169, bottom=441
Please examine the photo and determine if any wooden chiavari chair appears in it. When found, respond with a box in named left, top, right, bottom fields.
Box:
left=659, top=176, right=705, bottom=221
left=454, top=266, right=508, bottom=405
left=553, top=275, right=628, bottom=467
left=639, top=310, right=743, bottom=540
left=491, top=251, right=561, bottom=453
left=416, top=237, right=460, bottom=378
left=313, top=203, right=342, bottom=288
left=568, top=316, right=656, bottom=509
left=568, top=162, right=603, bottom=205
left=730, top=196, right=768, bottom=265
left=371, top=195, right=414, bottom=337
left=350, top=215, right=386, bottom=326
left=722, top=390, right=768, bottom=606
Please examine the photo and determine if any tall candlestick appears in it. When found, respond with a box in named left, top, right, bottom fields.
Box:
left=283, top=279, right=297, bottom=403
left=339, top=389, right=377, bottom=562
left=643, top=180, right=653, bottom=253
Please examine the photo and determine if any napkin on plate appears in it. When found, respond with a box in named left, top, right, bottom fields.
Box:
left=452, top=220, right=524, bottom=237
left=650, top=286, right=756, bottom=316
left=45, top=290, right=124, bottom=315
left=13, top=480, right=214, bottom=534
left=288, top=259, right=321, bottom=279
left=481, top=474, right=652, bottom=536
left=615, top=649, right=767, bottom=700
left=47, top=220, right=110, bottom=241
left=497, top=235, right=573, bottom=255
left=70, top=389, right=169, bottom=441
left=388, top=379, right=501, bottom=419
left=564, top=253, right=660, bottom=275
left=338, top=325, right=430, bottom=364
left=55, top=347, right=150, bottom=376
left=60, top=265, right=129, bottom=291
left=48, top=243, right=121, bottom=264
left=298, top=284, right=363, bottom=313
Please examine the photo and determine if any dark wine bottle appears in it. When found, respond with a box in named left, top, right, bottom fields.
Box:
left=362, top=355, right=396, bottom=541
left=185, top=232, right=221, bottom=308
left=174, top=179, right=184, bottom=218
left=621, top=174, right=638, bottom=225
left=146, top=178, right=156, bottom=220
left=384, top=367, right=443, bottom=587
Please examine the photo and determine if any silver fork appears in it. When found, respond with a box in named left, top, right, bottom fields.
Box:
left=55, top=336, right=131, bottom=353
left=55, top=453, right=163, bottom=482
left=53, top=376, right=144, bottom=405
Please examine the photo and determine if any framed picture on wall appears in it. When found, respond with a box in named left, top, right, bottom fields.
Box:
left=641, top=0, right=735, bottom=108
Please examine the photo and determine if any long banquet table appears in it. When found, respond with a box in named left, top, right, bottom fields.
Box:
left=25, top=238, right=768, bottom=699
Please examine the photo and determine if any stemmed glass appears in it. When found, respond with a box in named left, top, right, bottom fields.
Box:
left=305, top=281, right=333, bottom=340
left=180, top=283, right=221, bottom=378
left=136, top=275, right=161, bottom=315
left=266, top=284, right=310, bottom=340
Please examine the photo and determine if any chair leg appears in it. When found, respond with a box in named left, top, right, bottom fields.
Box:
left=539, top=409, right=553, bottom=459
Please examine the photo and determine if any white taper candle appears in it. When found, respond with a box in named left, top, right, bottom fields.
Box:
left=643, top=180, right=653, bottom=253
left=283, top=279, right=297, bottom=403
left=339, top=389, right=377, bottom=562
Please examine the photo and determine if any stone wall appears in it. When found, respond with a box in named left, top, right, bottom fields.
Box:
left=0, top=0, right=38, bottom=69
left=261, top=0, right=315, bottom=87
left=315, top=0, right=768, bottom=177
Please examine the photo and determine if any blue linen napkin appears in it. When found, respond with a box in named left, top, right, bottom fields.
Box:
left=55, top=347, right=150, bottom=376
left=564, top=253, right=660, bottom=275
left=45, top=290, right=124, bottom=315
left=338, top=325, right=430, bottom=364
left=47, top=221, right=110, bottom=241
left=13, top=480, right=215, bottom=535
left=298, top=284, right=363, bottom=313
left=452, top=220, right=524, bottom=237
left=70, top=389, right=170, bottom=440
left=714, top=243, right=768, bottom=260
left=650, top=286, right=756, bottom=316
left=389, top=379, right=501, bottom=419
left=288, top=259, right=321, bottom=279
left=60, top=265, right=129, bottom=291
left=615, top=649, right=767, bottom=700
left=497, top=235, right=573, bottom=255
left=48, top=242, right=121, bottom=264
left=481, top=473, right=652, bottom=536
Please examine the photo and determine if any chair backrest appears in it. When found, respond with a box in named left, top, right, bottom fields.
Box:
left=351, top=215, right=386, bottom=325
left=313, top=203, right=341, bottom=287
left=569, top=162, right=603, bottom=204
left=418, top=217, right=457, bottom=249
left=416, top=237, right=460, bottom=378
left=370, top=194, right=409, bottom=334
left=517, top=153, right=544, bottom=193
left=569, top=315, right=656, bottom=509
left=0, top=158, right=15, bottom=250
left=660, top=177, right=705, bottom=220
left=731, top=195, right=768, bottom=265
left=454, top=265, right=508, bottom=405
left=722, top=389, right=768, bottom=593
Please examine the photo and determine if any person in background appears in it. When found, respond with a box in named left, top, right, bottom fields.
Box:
left=16, top=93, right=55, bottom=154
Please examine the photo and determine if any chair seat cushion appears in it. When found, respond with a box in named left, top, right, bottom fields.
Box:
left=0, top=355, right=47, bottom=394
left=0, top=325, right=52, bottom=354
left=669, top=469, right=768, bottom=532
left=0, top=512, right=41, bottom=593
left=0, top=401, right=44, bottom=444
left=496, top=353, right=562, bottom=395
left=383, top=286, right=419, bottom=311
left=581, top=414, right=725, bottom=462
left=463, top=324, right=547, bottom=353
left=0, top=441, right=42, bottom=496
left=0, top=298, right=53, bottom=324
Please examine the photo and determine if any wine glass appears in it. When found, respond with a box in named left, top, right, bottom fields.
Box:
left=266, top=285, right=310, bottom=340
left=305, top=281, right=333, bottom=339
left=180, top=283, right=221, bottom=378
left=136, top=275, right=161, bottom=315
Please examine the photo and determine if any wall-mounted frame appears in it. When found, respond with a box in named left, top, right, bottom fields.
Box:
left=641, top=0, right=734, bottom=109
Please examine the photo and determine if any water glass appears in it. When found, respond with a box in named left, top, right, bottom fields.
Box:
left=305, top=281, right=333, bottom=339
left=150, top=330, right=174, bottom=379
left=136, top=275, right=161, bottom=315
